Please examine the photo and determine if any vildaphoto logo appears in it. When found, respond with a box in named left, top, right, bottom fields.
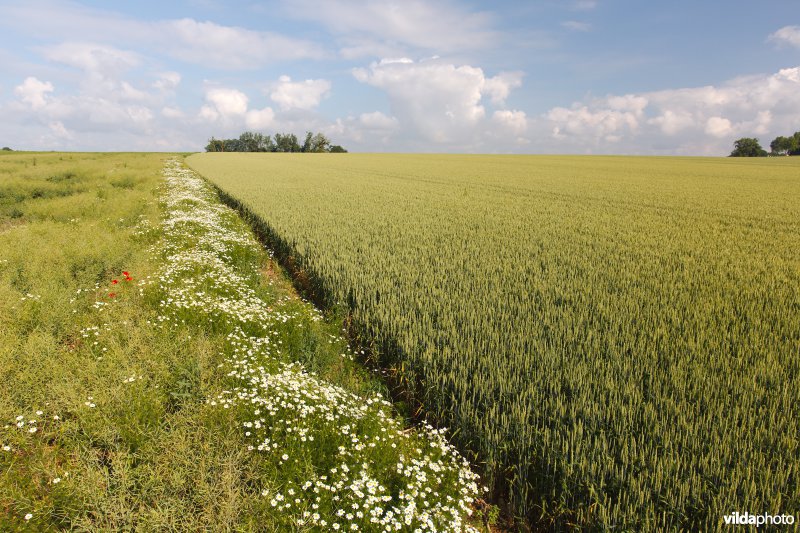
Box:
left=722, top=511, right=796, bottom=527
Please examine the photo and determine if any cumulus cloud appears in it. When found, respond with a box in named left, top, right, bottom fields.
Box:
left=648, top=110, right=695, bottom=135
left=269, top=76, right=331, bottom=110
left=704, top=116, right=732, bottom=138
left=359, top=111, right=399, bottom=130
left=245, top=106, right=276, bottom=129
left=483, top=71, right=523, bottom=105
left=544, top=66, right=800, bottom=154
left=15, top=77, right=54, bottom=109
left=547, top=94, right=646, bottom=142
left=353, top=58, right=523, bottom=143
left=492, top=110, right=528, bottom=136
left=48, top=120, right=72, bottom=139
left=768, top=26, right=800, bottom=48
left=199, top=88, right=249, bottom=122
left=8, top=76, right=160, bottom=141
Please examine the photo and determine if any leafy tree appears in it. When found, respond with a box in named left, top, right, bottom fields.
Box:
left=729, top=137, right=767, bottom=157
left=239, top=131, right=272, bottom=152
left=329, top=145, right=348, bottom=153
left=309, top=132, right=330, bottom=153
left=205, top=137, right=225, bottom=152
left=1, top=147, right=11, bottom=151
left=769, top=136, right=796, bottom=156
left=301, top=132, right=314, bottom=153
left=791, top=131, right=800, bottom=155
left=205, top=131, right=345, bottom=153
left=274, top=133, right=301, bottom=153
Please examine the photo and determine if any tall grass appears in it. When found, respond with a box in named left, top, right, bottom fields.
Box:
left=0, top=153, right=482, bottom=531
left=188, top=152, right=800, bottom=530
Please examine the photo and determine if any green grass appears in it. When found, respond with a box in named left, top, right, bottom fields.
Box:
left=0, top=152, right=482, bottom=531
left=187, top=152, right=800, bottom=530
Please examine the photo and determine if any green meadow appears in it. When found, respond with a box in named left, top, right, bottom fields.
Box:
left=0, top=152, right=481, bottom=531
left=188, top=152, right=800, bottom=530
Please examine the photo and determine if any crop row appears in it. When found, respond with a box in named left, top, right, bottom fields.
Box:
left=188, top=153, right=800, bottom=530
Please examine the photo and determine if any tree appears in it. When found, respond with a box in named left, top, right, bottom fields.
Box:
left=769, top=136, right=796, bottom=156
left=329, top=145, right=348, bottom=153
left=792, top=131, right=800, bottom=155
left=205, top=137, right=225, bottom=152
left=301, top=131, right=314, bottom=153
left=309, top=132, right=330, bottom=153
left=205, top=131, right=345, bottom=153
left=239, top=131, right=272, bottom=152
left=729, top=137, right=767, bottom=157
left=274, top=133, right=300, bottom=152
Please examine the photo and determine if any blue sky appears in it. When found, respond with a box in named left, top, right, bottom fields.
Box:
left=1, top=0, right=798, bottom=154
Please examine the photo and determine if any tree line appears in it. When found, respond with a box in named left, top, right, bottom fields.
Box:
left=730, top=130, right=800, bottom=157
left=205, top=131, right=347, bottom=153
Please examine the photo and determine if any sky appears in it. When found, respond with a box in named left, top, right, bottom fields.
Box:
left=0, top=0, right=798, bottom=154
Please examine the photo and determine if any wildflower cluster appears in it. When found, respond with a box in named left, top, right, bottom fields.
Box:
left=157, top=160, right=481, bottom=531
left=2, top=409, right=63, bottom=455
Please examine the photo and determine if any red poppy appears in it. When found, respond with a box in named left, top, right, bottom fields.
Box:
left=122, top=271, right=130, bottom=277
left=125, top=277, right=133, bottom=282
left=112, top=279, right=119, bottom=285
left=109, top=292, right=116, bottom=298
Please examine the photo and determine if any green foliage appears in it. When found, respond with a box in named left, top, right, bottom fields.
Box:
left=188, top=152, right=800, bottom=531
left=273, top=132, right=300, bottom=153
left=206, top=131, right=344, bottom=153
left=301, top=131, right=331, bottom=153
left=729, top=137, right=768, bottom=156
left=769, top=131, right=800, bottom=156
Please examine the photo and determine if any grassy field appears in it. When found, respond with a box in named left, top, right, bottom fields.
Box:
left=188, top=152, right=800, bottom=530
left=0, top=152, right=481, bottom=531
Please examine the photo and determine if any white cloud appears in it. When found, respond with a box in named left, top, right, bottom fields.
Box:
left=153, top=72, right=181, bottom=91
left=562, top=21, right=591, bottom=32
left=15, top=77, right=54, bottom=109
left=202, top=88, right=249, bottom=120
left=492, top=110, right=528, bottom=135
left=353, top=58, right=523, bottom=143
left=337, top=37, right=408, bottom=61
left=285, top=0, right=495, bottom=57
left=48, top=120, right=71, bottom=139
left=358, top=111, right=398, bottom=130
left=269, top=76, right=331, bottom=110
left=165, top=18, right=326, bottom=69
left=545, top=66, right=800, bottom=154
left=245, top=106, right=276, bottom=129
left=2, top=3, right=325, bottom=70
left=547, top=93, right=646, bottom=141
left=161, top=106, right=184, bottom=119
left=768, top=26, right=800, bottom=48
left=704, top=116, right=732, bottom=138
left=41, top=42, right=139, bottom=74
left=647, top=110, right=695, bottom=135
left=483, top=71, right=523, bottom=106
left=196, top=86, right=276, bottom=131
